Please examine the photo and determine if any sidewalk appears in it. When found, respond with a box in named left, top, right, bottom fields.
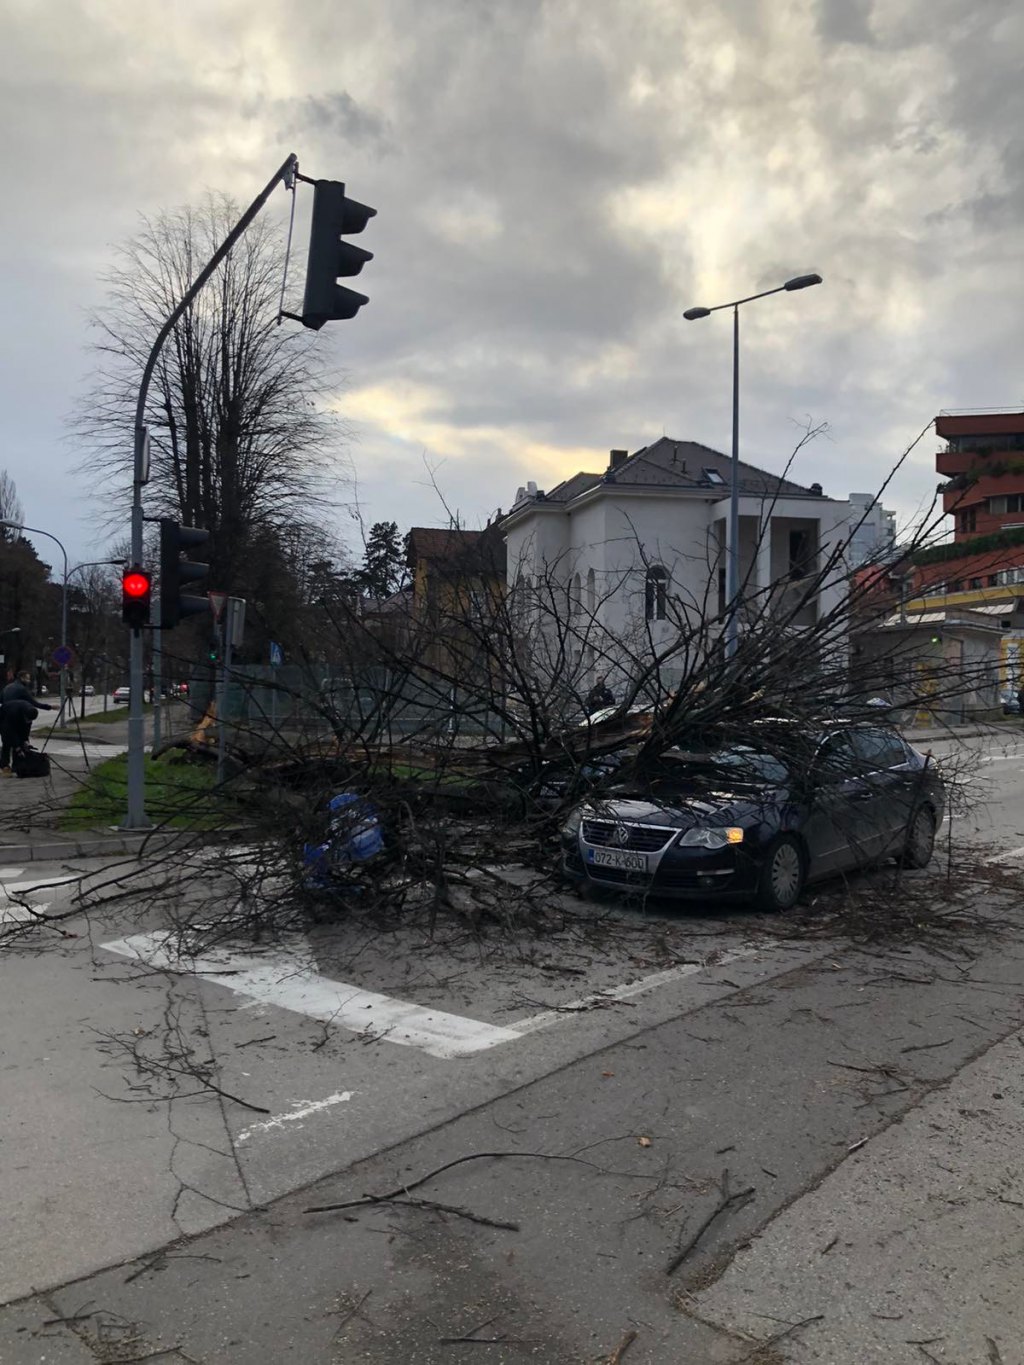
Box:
left=901, top=719, right=1022, bottom=745
left=0, top=713, right=175, bottom=862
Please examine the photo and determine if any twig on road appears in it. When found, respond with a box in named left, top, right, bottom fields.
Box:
left=737, top=1314, right=824, bottom=1360
left=666, top=1173, right=756, bottom=1276
left=606, top=1327, right=638, bottom=1363
left=306, top=1148, right=658, bottom=1216
left=899, top=1037, right=955, bottom=1054
left=365, top=1194, right=519, bottom=1231
left=333, top=1288, right=373, bottom=1339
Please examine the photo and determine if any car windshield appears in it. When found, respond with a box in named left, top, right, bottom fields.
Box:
left=705, top=747, right=790, bottom=784
left=650, top=746, right=790, bottom=789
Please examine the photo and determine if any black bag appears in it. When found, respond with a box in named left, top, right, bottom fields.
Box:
left=13, top=746, right=50, bottom=779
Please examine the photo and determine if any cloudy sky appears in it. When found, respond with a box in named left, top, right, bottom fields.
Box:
left=1, top=0, right=1021, bottom=571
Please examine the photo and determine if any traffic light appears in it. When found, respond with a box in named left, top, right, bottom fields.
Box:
left=300, top=179, right=376, bottom=330
left=122, top=566, right=152, bottom=630
left=159, top=519, right=210, bottom=630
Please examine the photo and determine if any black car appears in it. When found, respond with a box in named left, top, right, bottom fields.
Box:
left=561, top=724, right=944, bottom=911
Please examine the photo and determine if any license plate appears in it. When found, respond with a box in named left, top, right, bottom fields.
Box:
left=588, top=848, right=648, bottom=872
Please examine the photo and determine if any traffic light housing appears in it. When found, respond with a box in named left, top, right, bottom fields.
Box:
left=301, top=179, right=376, bottom=330
left=160, top=519, right=210, bottom=630
left=122, top=566, right=152, bottom=630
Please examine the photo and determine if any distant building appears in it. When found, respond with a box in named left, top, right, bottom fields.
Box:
left=904, top=409, right=1024, bottom=692
left=404, top=522, right=507, bottom=676
left=504, top=437, right=889, bottom=692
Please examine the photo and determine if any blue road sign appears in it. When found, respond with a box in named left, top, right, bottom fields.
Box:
left=52, top=644, right=74, bottom=668
left=269, top=641, right=283, bottom=667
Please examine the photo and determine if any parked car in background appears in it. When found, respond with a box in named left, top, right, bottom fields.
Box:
left=82, top=684, right=95, bottom=696
left=561, top=725, right=945, bottom=911
left=112, top=686, right=131, bottom=704
left=1001, top=691, right=1021, bottom=716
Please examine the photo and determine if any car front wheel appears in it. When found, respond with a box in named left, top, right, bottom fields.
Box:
left=756, top=835, right=805, bottom=911
left=901, top=806, right=936, bottom=869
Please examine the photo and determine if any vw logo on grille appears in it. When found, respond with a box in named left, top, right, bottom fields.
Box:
left=614, top=825, right=631, bottom=846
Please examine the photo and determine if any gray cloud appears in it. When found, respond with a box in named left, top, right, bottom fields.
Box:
left=0, top=0, right=1021, bottom=565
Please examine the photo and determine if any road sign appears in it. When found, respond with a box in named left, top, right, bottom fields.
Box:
left=208, top=591, right=228, bottom=624
left=269, top=641, right=283, bottom=667
left=227, top=597, right=246, bottom=649
left=52, top=644, right=75, bottom=669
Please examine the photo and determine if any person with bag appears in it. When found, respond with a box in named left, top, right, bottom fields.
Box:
left=0, top=699, right=45, bottom=775
left=0, top=672, right=53, bottom=776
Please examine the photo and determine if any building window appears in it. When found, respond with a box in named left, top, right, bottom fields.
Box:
left=989, top=575, right=999, bottom=587
left=970, top=578, right=982, bottom=590
left=571, top=572, right=581, bottom=616
left=989, top=494, right=1024, bottom=516
left=958, top=508, right=977, bottom=533
left=788, top=529, right=814, bottom=580
left=586, top=568, right=596, bottom=612
left=645, top=565, right=668, bottom=621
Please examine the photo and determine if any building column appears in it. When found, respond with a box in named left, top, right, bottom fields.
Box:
left=756, top=516, right=773, bottom=600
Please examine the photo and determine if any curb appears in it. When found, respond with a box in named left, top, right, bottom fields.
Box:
left=901, top=724, right=1021, bottom=744
left=0, top=830, right=201, bottom=863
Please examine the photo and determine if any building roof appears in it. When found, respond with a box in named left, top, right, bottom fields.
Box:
left=406, top=523, right=507, bottom=575
left=530, top=437, right=829, bottom=508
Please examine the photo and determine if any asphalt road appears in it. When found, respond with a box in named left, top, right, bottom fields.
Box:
left=1, top=726, right=1023, bottom=1363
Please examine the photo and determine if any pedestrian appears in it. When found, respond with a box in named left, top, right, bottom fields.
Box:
left=0, top=699, right=39, bottom=773
left=0, top=671, right=53, bottom=774
left=1, top=670, right=53, bottom=710
left=586, top=674, right=615, bottom=715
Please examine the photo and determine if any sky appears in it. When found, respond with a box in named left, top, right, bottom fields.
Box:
left=1, top=0, right=1021, bottom=574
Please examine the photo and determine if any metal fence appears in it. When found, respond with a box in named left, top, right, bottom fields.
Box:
left=188, top=664, right=509, bottom=746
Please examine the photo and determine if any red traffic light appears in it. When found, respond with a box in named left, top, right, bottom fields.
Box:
left=123, top=570, right=151, bottom=598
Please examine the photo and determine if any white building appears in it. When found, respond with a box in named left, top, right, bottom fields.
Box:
left=504, top=437, right=891, bottom=693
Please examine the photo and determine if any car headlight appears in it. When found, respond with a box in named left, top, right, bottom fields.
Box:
left=561, top=807, right=585, bottom=838
left=677, top=826, right=744, bottom=849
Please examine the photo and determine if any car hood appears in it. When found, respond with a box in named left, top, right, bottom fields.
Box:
left=583, top=787, right=779, bottom=831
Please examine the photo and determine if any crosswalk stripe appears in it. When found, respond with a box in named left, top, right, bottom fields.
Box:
left=0, top=866, right=65, bottom=925
left=101, top=931, right=523, bottom=1060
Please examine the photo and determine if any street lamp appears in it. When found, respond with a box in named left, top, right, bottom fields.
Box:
left=683, top=272, right=823, bottom=658
left=66, top=559, right=123, bottom=714
left=0, top=520, right=71, bottom=725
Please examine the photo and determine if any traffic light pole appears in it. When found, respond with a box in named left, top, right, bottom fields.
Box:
left=122, top=152, right=299, bottom=830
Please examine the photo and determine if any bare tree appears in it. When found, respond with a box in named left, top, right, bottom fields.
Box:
left=75, top=195, right=352, bottom=604
left=0, top=468, right=23, bottom=542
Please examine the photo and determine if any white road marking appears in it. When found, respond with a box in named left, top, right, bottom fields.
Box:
left=100, top=932, right=523, bottom=1060
left=41, top=742, right=122, bottom=761
left=512, top=950, right=757, bottom=1034
left=236, top=1091, right=353, bottom=1143
left=0, top=868, right=73, bottom=924
left=100, top=932, right=763, bottom=1060
left=988, top=844, right=1024, bottom=864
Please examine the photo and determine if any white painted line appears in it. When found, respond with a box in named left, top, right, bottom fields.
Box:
left=512, top=949, right=758, bottom=1035
left=236, top=1091, right=353, bottom=1143
left=100, top=932, right=523, bottom=1060
left=1, top=902, right=51, bottom=924
left=989, top=844, right=1024, bottom=864
left=1, top=867, right=63, bottom=924
left=2, top=875, right=78, bottom=892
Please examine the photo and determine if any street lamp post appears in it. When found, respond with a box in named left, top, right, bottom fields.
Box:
left=683, top=273, right=822, bottom=659
left=0, top=520, right=70, bottom=724
left=65, top=559, right=122, bottom=716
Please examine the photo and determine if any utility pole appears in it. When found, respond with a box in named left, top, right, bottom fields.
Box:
left=122, top=153, right=299, bottom=829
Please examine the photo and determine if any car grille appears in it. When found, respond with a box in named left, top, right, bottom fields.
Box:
left=584, top=865, right=650, bottom=886
left=581, top=820, right=675, bottom=852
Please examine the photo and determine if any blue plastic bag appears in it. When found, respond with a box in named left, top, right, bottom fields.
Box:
left=302, top=792, right=383, bottom=887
